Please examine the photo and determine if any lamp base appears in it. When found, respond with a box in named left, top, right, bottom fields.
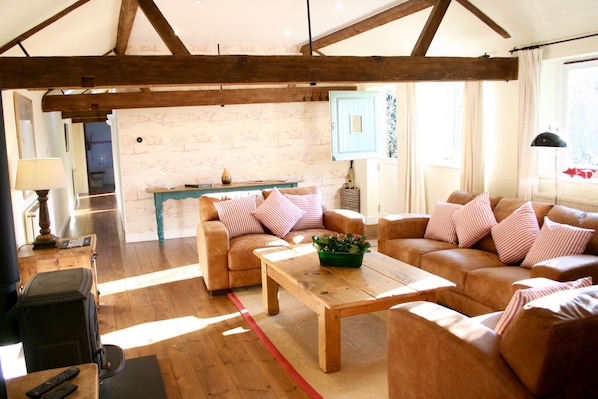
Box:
left=32, top=234, right=60, bottom=250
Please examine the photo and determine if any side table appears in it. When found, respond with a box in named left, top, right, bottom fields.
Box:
left=17, top=234, right=100, bottom=308
left=5, top=363, right=99, bottom=399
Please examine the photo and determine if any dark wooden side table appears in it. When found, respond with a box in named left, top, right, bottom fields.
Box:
left=17, top=234, right=99, bottom=308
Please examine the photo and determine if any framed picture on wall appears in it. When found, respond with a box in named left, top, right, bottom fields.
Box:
left=14, top=92, right=37, bottom=198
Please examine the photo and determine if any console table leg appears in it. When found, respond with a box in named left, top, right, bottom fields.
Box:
left=153, top=193, right=165, bottom=246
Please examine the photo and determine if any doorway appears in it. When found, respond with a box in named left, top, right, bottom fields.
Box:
left=84, top=122, right=115, bottom=195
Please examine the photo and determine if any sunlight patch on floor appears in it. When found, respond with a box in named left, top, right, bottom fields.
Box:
left=98, top=264, right=202, bottom=296
left=101, top=313, right=240, bottom=349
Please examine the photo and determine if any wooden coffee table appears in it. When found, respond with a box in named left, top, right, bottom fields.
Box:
left=254, top=245, right=455, bottom=373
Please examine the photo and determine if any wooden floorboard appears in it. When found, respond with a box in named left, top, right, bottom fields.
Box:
left=62, top=193, right=311, bottom=399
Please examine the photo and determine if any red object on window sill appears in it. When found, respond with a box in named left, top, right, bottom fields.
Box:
left=563, top=167, right=594, bottom=179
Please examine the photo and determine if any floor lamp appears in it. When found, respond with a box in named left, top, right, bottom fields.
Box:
left=15, top=158, right=67, bottom=249
left=531, top=132, right=567, bottom=204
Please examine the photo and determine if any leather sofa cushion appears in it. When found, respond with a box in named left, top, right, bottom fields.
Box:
left=228, top=234, right=289, bottom=271
left=420, top=249, right=505, bottom=293
left=501, top=285, right=598, bottom=397
left=547, top=205, right=598, bottom=255
left=464, top=266, right=531, bottom=310
left=382, top=238, right=457, bottom=268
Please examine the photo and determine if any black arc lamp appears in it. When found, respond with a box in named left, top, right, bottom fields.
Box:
left=530, top=132, right=567, bottom=148
left=530, top=132, right=567, bottom=204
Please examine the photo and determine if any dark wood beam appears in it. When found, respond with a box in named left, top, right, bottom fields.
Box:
left=44, top=86, right=358, bottom=112
left=136, top=0, right=190, bottom=55
left=62, top=109, right=112, bottom=123
left=299, top=0, right=435, bottom=55
left=0, top=55, right=518, bottom=90
left=455, top=0, right=511, bottom=39
left=114, top=0, right=139, bottom=55
left=0, top=0, right=91, bottom=55
left=411, top=0, right=452, bottom=56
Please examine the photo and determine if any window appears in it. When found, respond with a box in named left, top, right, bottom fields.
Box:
left=416, top=82, right=463, bottom=166
left=562, top=59, right=598, bottom=168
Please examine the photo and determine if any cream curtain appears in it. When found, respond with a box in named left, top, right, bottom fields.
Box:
left=460, top=81, right=484, bottom=192
left=400, top=83, right=426, bottom=213
left=516, top=48, right=543, bottom=200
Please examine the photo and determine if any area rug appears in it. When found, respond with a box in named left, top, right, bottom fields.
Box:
left=229, top=286, right=388, bottom=399
left=99, top=355, right=167, bottom=399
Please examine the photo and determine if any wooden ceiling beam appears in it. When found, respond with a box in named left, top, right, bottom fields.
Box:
left=0, top=0, right=91, bottom=55
left=411, top=0, right=452, bottom=56
left=136, top=0, right=190, bottom=55
left=0, top=55, right=518, bottom=90
left=62, top=109, right=112, bottom=123
left=114, top=0, right=139, bottom=55
left=44, top=86, right=358, bottom=112
left=455, top=0, right=511, bottom=39
left=299, top=0, right=435, bottom=55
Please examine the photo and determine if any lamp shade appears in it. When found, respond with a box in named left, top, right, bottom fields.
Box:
left=530, top=132, right=567, bottom=148
left=15, top=158, right=67, bottom=190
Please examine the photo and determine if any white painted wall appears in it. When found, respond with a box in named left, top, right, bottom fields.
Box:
left=115, top=102, right=352, bottom=243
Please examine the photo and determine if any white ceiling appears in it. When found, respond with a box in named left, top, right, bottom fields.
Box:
left=1, top=0, right=597, bottom=58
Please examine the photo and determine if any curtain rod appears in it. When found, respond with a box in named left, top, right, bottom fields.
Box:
left=509, top=32, right=598, bottom=54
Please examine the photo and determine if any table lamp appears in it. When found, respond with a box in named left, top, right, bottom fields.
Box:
left=15, top=158, right=67, bottom=249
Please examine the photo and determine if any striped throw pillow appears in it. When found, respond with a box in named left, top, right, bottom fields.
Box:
left=424, top=201, right=463, bottom=244
left=213, top=194, right=264, bottom=239
left=284, top=193, right=325, bottom=230
left=520, top=217, right=595, bottom=268
left=251, top=187, right=305, bottom=238
left=452, top=192, right=497, bottom=248
left=491, top=202, right=540, bottom=264
left=494, top=276, right=592, bottom=335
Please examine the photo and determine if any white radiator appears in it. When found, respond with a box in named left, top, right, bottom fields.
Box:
left=24, top=202, right=39, bottom=243
left=533, top=193, right=598, bottom=213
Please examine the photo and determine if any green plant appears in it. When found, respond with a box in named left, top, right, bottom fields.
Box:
left=312, top=233, right=371, bottom=254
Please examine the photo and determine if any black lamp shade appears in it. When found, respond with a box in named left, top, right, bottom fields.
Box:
left=530, top=132, right=567, bottom=148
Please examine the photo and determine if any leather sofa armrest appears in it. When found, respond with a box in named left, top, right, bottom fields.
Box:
left=378, top=214, right=429, bottom=253
left=530, top=254, right=598, bottom=283
left=388, top=301, right=531, bottom=399
left=196, top=220, right=231, bottom=293
left=322, top=209, right=365, bottom=235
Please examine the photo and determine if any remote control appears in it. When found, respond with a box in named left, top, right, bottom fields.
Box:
left=41, top=383, right=78, bottom=399
left=25, top=367, right=80, bottom=398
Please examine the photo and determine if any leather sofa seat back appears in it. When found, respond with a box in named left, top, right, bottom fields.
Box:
left=547, top=205, right=598, bottom=255
left=446, top=190, right=502, bottom=208
left=500, top=285, right=598, bottom=398
left=262, top=186, right=320, bottom=198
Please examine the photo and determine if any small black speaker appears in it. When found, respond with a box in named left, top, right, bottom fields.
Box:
left=17, top=268, right=104, bottom=373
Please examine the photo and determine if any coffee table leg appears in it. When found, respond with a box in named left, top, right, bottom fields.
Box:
left=261, top=261, right=279, bottom=315
left=318, top=304, right=341, bottom=373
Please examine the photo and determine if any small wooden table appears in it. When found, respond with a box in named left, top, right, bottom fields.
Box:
left=254, top=245, right=455, bottom=373
left=6, top=363, right=99, bottom=399
left=17, top=235, right=100, bottom=307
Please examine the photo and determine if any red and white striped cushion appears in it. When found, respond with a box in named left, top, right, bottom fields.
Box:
left=424, top=201, right=463, bottom=244
left=451, top=192, right=497, bottom=248
left=520, top=217, right=595, bottom=268
left=494, top=276, right=592, bottom=335
left=284, top=193, right=324, bottom=231
left=251, top=187, right=305, bottom=238
left=491, top=202, right=540, bottom=264
left=213, top=194, right=264, bottom=239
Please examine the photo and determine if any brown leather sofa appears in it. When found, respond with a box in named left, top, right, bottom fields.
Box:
left=378, top=190, right=598, bottom=316
left=196, top=186, right=365, bottom=294
left=387, top=284, right=598, bottom=399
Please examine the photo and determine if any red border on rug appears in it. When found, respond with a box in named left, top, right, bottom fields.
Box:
left=227, top=292, right=324, bottom=399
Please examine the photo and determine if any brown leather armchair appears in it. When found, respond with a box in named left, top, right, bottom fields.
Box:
left=387, top=285, right=598, bottom=399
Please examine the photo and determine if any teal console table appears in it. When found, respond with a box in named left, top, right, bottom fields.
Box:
left=146, top=180, right=299, bottom=246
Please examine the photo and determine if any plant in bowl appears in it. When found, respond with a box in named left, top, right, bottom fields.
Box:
left=312, top=233, right=371, bottom=267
